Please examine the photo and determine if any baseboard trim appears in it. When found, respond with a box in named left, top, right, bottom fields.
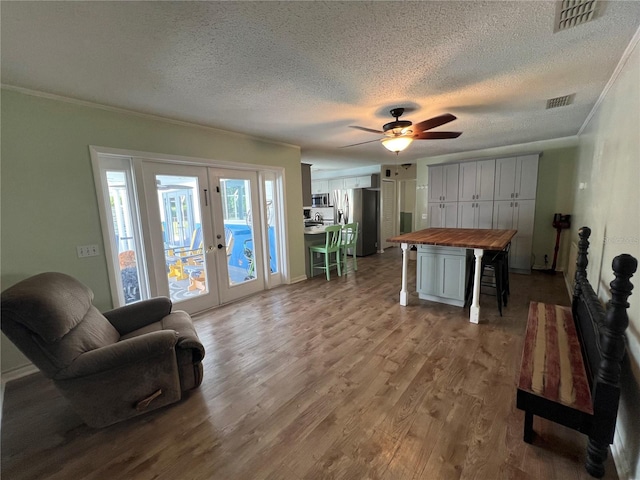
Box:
left=611, top=428, right=631, bottom=480
left=289, top=275, right=308, bottom=284
left=1, top=363, right=39, bottom=383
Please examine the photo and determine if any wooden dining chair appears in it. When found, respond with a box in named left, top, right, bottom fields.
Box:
left=309, top=225, right=342, bottom=281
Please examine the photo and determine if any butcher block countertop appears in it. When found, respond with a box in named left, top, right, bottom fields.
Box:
left=388, top=228, right=517, bottom=250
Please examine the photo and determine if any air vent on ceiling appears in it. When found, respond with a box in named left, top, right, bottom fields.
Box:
left=546, top=94, right=575, bottom=109
left=554, top=0, right=598, bottom=32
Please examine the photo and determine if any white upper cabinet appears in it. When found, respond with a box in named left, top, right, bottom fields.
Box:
left=428, top=164, right=459, bottom=203
left=514, top=155, right=539, bottom=200
left=312, top=180, right=329, bottom=194
left=494, top=155, right=539, bottom=201
left=458, top=159, right=495, bottom=202
left=328, top=178, right=344, bottom=191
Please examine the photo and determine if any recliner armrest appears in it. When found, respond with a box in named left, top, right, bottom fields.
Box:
left=56, top=330, right=179, bottom=379
left=103, top=297, right=173, bottom=335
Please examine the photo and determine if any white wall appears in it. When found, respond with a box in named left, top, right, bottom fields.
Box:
left=573, top=31, right=640, bottom=479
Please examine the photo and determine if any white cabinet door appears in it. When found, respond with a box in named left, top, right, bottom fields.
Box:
left=458, top=162, right=478, bottom=202
left=457, top=202, right=476, bottom=228
left=429, top=164, right=459, bottom=202
left=343, top=177, right=359, bottom=189
left=513, top=200, right=535, bottom=236
left=458, top=159, right=495, bottom=202
left=493, top=199, right=535, bottom=272
left=442, top=164, right=459, bottom=201
left=328, top=178, right=344, bottom=191
left=494, top=157, right=517, bottom=201
left=476, top=159, right=496, bottom=201
left=458, top=201, right=494, bottom=228
left=441, top=254, right=467, bottom=300
left=511, top=236, right=533, bottom=272
left=312, top=180, right=329, bottom=194
left=417, top=251, right=439, bottom=296
left=476, top=201, right=494, bottom=228
left=356, top=175, right=372, bottom=188
left=428, top=166, right=445, bottom=202
left=494, top=155, right=538, bottom=201
left=417, top=246, right=467, bottom=304
left=515, top=155, right=539, bottom=199
left=428, top=203, right=443, bottom=227
left=443, top=203, right=458, bottom=228
left=492, top=200, right=515, bottom=229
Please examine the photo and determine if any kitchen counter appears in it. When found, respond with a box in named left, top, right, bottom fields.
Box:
left=387, top=228, right=517, bottom=324
left=304, top=225, right=329, bottom=234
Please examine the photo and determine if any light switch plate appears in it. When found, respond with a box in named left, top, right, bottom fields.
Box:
left=77, top=244, right=99, bottom=258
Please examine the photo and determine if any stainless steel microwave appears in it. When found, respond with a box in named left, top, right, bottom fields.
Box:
left=311, top=193, right=330, bottom=207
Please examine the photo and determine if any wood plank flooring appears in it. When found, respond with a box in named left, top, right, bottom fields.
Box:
left=1, top=248, right=618, bottom=479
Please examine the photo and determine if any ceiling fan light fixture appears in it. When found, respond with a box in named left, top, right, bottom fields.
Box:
left=382, top=136, right=413, bottom=153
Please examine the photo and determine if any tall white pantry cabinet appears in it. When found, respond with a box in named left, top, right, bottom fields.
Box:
left=427, top=163, right=459, bottom=228
left=427, top=153, right=539, bottom=273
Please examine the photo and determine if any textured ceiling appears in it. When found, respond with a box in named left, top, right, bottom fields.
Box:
left=2, top=1, right=639, bottom=171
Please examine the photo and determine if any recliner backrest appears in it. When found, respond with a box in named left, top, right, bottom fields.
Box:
left=1, top=272, right=120, bottom=379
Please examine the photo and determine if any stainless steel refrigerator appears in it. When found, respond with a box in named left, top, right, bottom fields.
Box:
left=332, top=188, right=378, bottom=256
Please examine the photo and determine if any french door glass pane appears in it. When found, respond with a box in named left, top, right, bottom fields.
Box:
left=221, top=178, right=257, bottom=285
left=106, top=170, right=144, bottom=304
left=265, top=179, right=278, bottom=274
left=155, top=174, right=209, bottom=302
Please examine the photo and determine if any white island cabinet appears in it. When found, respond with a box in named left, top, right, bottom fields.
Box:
left=416, top=245, right=467, bottom=307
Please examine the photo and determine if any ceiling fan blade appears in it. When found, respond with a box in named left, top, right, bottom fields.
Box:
left=413, top=114, right=457, bottom=132
left=413, top=131, right=462, bottom=140
left=349, top=126, right=385, bottom=134
left=339, top=138, right=382, bottom=148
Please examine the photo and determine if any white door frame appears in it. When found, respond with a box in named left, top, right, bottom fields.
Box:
left=90, top=145, right=288, bottom=312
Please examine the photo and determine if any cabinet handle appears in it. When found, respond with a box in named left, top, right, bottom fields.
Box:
left=515, top=202, right=518, bottom=207
left=510, top=202, right=513, bottom=207
left=511, top=193, right=514, bottom=198
left=515, top=193, right=519, bottom=198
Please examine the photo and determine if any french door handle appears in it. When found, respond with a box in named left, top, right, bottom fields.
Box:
left=204, top=189, right=209, bottom=206
left=217, top=244, right=225, bottom=250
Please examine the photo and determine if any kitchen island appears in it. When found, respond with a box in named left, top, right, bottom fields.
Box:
left=387, top=228, right=517, bottom=323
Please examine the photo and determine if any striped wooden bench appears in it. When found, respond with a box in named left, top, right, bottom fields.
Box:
left=516, top=227, right=637, bottom=479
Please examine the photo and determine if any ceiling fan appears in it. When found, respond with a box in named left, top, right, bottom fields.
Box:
left=344, top=108, right=462, bottom=153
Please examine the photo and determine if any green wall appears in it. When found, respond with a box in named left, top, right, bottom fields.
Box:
left=1, top=89, right=304, bottom=372
left=531, top=146, right=577, bottom=272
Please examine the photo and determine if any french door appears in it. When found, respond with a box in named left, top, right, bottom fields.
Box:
left=209, top=169, right=265, bottom=304
left=141, top=162, right=265, bottom=313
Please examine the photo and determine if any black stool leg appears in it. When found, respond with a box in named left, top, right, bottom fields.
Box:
left=494, top=257, right=503, bottom=316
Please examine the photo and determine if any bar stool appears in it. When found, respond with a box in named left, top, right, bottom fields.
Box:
left=480, top=243, right=511, bottom=316
left=340, top=222, right=359, bottom=273
left=309, top=225, right=342, bottom=281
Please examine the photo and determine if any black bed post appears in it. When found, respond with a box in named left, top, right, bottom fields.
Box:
left=573, top=226, right=591, bottom=302
left=585, top=253, right=637, bottom=478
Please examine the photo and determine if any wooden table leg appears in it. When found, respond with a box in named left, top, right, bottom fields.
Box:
left=470, top=248, right=483, bottom=323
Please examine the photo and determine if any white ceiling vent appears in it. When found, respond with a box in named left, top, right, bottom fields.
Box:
left=546, top=94, right=575, bottom=109
left=555, top=0, right=598, bottom=32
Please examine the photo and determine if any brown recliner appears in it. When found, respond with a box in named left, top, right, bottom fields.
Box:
left=1, top=272, right=205, bottom=428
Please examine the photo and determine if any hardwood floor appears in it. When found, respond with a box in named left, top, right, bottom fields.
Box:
left=1, top=248, right=618, bottom=479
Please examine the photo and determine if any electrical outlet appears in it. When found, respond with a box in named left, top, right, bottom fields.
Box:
left=77, top=244, right=100, bottom=258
